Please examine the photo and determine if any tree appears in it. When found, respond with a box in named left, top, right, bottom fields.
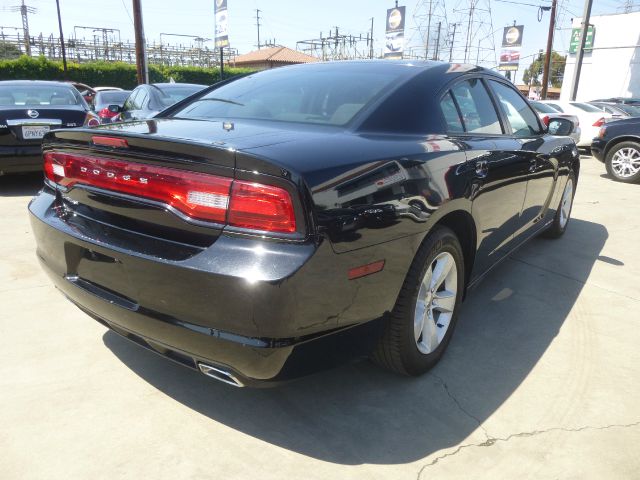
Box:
left=0, top=41, right=22, bottom=60
left=522, top=50, right=566, bottom=88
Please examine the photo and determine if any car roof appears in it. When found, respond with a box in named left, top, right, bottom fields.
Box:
left=0, top=80, right=77, bottom=88
left=150, top=83, right=207, bottom=88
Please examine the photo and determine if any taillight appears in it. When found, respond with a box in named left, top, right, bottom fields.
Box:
left=228, top=181, right=296, bottom=233
left=43, top=152, right=297, bottom=233
left=542, top=115, right=550, bottom=126
left=598, top=126, right=607, bottom=138
left=85, top=111, right=101, bottom=127
left=98, top=107, right=117, bottom=119
left=593, top=117, right=605, bottom=127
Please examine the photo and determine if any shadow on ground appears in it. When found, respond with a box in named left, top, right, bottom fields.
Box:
left=103, top=218, right=607, bottom=465
left=0, top=173, right=43, bottom=197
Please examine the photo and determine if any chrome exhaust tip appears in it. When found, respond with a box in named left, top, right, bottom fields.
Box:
left=198, top=362, right=244, bottom=387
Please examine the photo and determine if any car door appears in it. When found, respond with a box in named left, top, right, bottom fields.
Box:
left=442, top=77, right=531, bottom=279
left=487, top=79, right=557, bottom=238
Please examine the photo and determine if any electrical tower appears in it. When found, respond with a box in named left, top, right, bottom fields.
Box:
left=412, top=0, right=449, bottom=60
left=9, top=0, right=36, bottom=55
left=452, top=0, right=496, bottom=66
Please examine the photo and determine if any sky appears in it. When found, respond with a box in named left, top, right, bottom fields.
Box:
left=0, top=0, right=629, bottom=83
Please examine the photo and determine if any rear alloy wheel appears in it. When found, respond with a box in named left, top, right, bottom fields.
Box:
left=544, top=172, right=575, bottom=239
left=605, top=141, right=640, bottom=183
left=372, top=226, right=464, bottom=376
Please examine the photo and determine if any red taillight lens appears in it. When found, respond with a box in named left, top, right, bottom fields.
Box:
left=228, top=181, right=296, bottom=233
left=44, top=152, right=232, bottom=223
left=43, top=152, right=298, bottom=233
left=542, top=115, right=550, bottom=126
left=593, top=117, right=605, bottom=127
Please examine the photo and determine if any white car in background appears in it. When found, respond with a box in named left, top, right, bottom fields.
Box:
left=538, top=100, right=611, bottom=148
left=529, top=100, right=581, bottom=145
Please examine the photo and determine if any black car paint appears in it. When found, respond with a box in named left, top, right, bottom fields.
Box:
left=29, top=61, right=579, bottom=385
left=591, top=116, right=640, bottom=162
left=0, top=80, right=90, bottom=174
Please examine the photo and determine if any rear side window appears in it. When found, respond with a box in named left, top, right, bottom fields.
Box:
left=440, top=91, right=464, bottom=133
left=450, top=79, right=502, bottom=134
left=123, top=89, right=140, bottom=111
left=489, top=80, right=542, bottom=137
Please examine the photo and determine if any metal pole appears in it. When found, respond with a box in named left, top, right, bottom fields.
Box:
left=425, top=0, right=433, bottom=59
left=433, top=22, right=441, bottom=60
left=541, top=0, right=557, bottom=99
left=255, top=9, right=261, bottom=49
left=370, top=17, right=374, bottom=59
left=449, top=23, right=457, bottom=62
left=55, top=0, right=67, bottom=77
left=570, top=0, right=593, bottom=100
left=132, top=0, right=147, bottom=84
left=220, top=47, right=224, bottom=80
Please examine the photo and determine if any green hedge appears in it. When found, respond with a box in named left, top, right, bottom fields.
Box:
left=0, top=56, right=253, bottom=89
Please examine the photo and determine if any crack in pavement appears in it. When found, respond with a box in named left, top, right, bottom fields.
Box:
left=433, top=374, right=491, bottom=442
left=416, top=420, right=640, bottom=479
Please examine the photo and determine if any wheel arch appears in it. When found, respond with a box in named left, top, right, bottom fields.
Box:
left=432, top=209, right=477, bottom=297
left=603, top=135, right=640, bottom=160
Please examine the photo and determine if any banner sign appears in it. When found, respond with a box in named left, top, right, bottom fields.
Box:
left=569, top=26, right=595, bottom=54
left=215, top=0, right=229, bottom=48
left=498, top=25, right=524, bottom=71
left=384, top=6, right=406, bottom=59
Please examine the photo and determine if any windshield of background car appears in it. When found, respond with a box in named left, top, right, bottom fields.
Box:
left=157, top=86, right=204, bottom=107
left=171, top=68, right=402, bottom=126
left=530, top=101, right=558, bottom=114
left=0, top=85, right=83, bottom=107
left=571, top=102, right=602, bottom=113
left=96, top=91, right=130, bottom=106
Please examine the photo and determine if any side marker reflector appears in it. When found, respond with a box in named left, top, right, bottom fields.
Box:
left=348, top=260, right=385, bottom=280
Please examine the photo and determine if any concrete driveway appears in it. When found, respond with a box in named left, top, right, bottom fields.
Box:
left=1, top=157, right=639, bottom=479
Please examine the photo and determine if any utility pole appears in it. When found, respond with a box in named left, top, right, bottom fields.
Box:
left=370, top=17, right=374, bottom=59
left=570, top=0, right=593, bottom=100
left=132, top=0, right=147, bottom=84
left=255, top=9, right=261, bottom=49
left=55, top=0, right=67, bottom=77
left=541, top=0, right=557, bottom=99
left=433, top=22, right=441, bottom=60
left=449, top=23, right=457, bottom=62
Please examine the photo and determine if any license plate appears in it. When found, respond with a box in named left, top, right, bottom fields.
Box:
left=22, top=126, right=50, bottom=139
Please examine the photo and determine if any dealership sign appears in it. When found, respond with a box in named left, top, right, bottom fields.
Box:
left=215, top=0, right=229, bottom=48
left=498, top=25, right=524, bottom=71
left=569, top=26, right=595, bottom=54
left=384, top=5, right=406, bottom=59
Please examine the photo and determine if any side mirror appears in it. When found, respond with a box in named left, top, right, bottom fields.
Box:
left=107, top=104, right=122, bottom=113
left=547, top=117, right=574, bottom=136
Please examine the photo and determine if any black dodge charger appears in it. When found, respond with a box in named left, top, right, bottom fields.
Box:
left=29, top=61, right=579, bottom=386
left=0, top=80, right=96, bottom=175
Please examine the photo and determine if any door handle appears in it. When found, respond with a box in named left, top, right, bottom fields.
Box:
left=475, top=160, right=488, bottom=178
left=529, top=159, right=537, bottom=173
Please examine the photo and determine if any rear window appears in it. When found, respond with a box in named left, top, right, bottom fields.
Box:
left=0, top=85, right=82, bottom=107
left=530, top=101, right=558, bottom=114
left=616, top=104, right=640, bottom=116
left=171, top=68, right=401, bottom=126
left=571, top=102, right=602, bottom=113
left=96, top=91, right=130, bottom=105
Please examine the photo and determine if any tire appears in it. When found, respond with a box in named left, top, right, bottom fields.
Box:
left=372, top=226, right=465, bottom=376
left=543, top=171, right=576, bottom=239
left=605, top=141, right=640, bottom=183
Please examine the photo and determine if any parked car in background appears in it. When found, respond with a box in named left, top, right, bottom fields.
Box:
left=538, top=100, right=610, bottom=148
left=0, top=80, right=98, bottom=174
left=93, top=86, right=123, bottom=93
left=93, top=90, right=131, bottom=124
left=529, top=100, right=581, bottom=144
left=115, top=83, right=206, bottom=121
left=589, top=101, right=640, bottom=119
left=592, top=97, right=640, bottom=105
left=30, top=62, right=580, bottom=386
left=592, top=116, right=640, bottom=183
left=69, top=82, right=96, bottom=104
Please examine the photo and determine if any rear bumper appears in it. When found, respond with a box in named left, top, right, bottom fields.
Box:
left=591, top=138, right=606, bottom=162
left=29, top=188, right=404, bottom=384
left=0, top=145, right=42, bottom=174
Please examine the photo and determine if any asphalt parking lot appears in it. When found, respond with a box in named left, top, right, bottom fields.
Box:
left=1, top=156, right=639, bottom=479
